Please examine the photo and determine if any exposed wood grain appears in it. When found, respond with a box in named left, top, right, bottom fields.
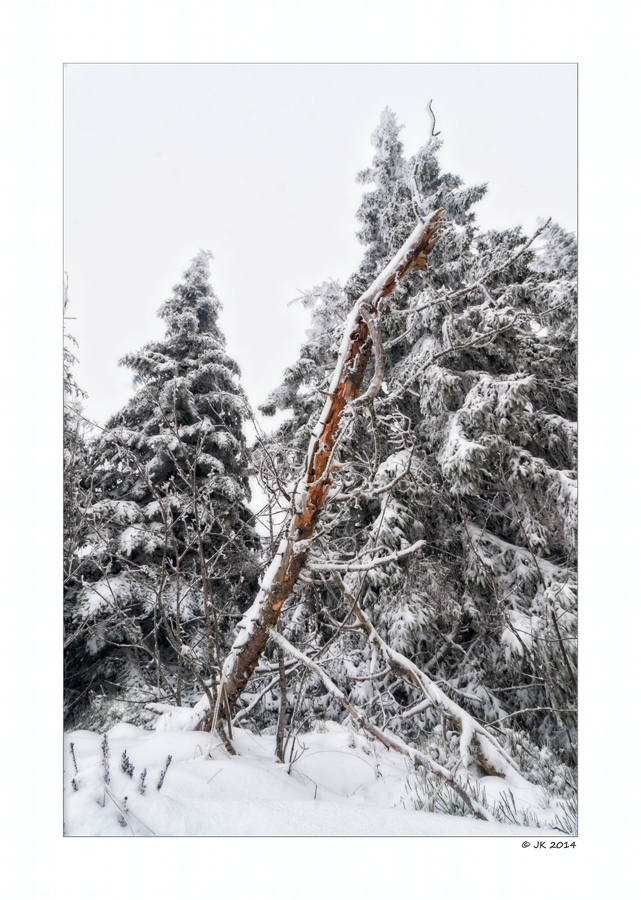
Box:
left=196, top=211, right=444, bottom=731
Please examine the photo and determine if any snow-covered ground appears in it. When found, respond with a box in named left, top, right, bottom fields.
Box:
left=64, top=720, right=568, bottom=837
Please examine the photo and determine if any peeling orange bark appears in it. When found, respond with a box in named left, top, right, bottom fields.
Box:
left=196, top=211, right=444, bottom=731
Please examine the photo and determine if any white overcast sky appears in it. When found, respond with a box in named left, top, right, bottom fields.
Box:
left=64, top=63, right=576, bottom=430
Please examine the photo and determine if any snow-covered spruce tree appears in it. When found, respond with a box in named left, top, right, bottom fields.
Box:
left=247, top=108, right=576, bottom=790
left=63, top=276, right=89, bottom=584
left=67, top=251, right=260, bottom=730
left=63, top=277, right=95, bottom=722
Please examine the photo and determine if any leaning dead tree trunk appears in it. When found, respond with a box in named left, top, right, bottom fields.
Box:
left=195, top=210, right=444, bottom=731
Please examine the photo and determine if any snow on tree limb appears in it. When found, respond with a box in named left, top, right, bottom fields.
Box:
left=306, top=539, right=425, bottom=572
left=330, top=573, right=531, bottom=786
left=267, top=625, right=492, bottom=821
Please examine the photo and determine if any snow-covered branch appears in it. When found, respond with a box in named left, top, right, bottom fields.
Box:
left=307, top=539, right=425, bottom=572
left=267, top=625, right=491, bottom=821
left=331, top=574, right=530, bottom=785
left=329, top=449, right=414, bottom=503
left=445, top=218, right=551, bottom=304
left=351, top=304, right=386, bottom=408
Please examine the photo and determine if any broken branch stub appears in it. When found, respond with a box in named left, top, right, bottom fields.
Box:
left=195, top=210, right=444, bottom=731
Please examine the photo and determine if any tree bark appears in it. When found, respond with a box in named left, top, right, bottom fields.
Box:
left=274, top=641, right=288, bottom=763
left=195, top=210, right=444, bottom=731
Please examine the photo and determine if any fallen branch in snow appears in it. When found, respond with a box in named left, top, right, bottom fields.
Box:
left=331, top=574, right=529, bottom=783
left=267, top=626, right=491, bottom=822
left=194, top=210, right=444, bottom=732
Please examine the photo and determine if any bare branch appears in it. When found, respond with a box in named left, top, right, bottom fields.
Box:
left=268, top=626, right=490, bottom=821
left=307, top=539, right=425, bottom=572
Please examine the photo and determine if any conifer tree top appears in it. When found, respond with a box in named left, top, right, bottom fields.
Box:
left=157, top=249, right=224, bottom=342
left=103, top=250, right=248, bottom=494
left=115, top=250, right=241, bottom=388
